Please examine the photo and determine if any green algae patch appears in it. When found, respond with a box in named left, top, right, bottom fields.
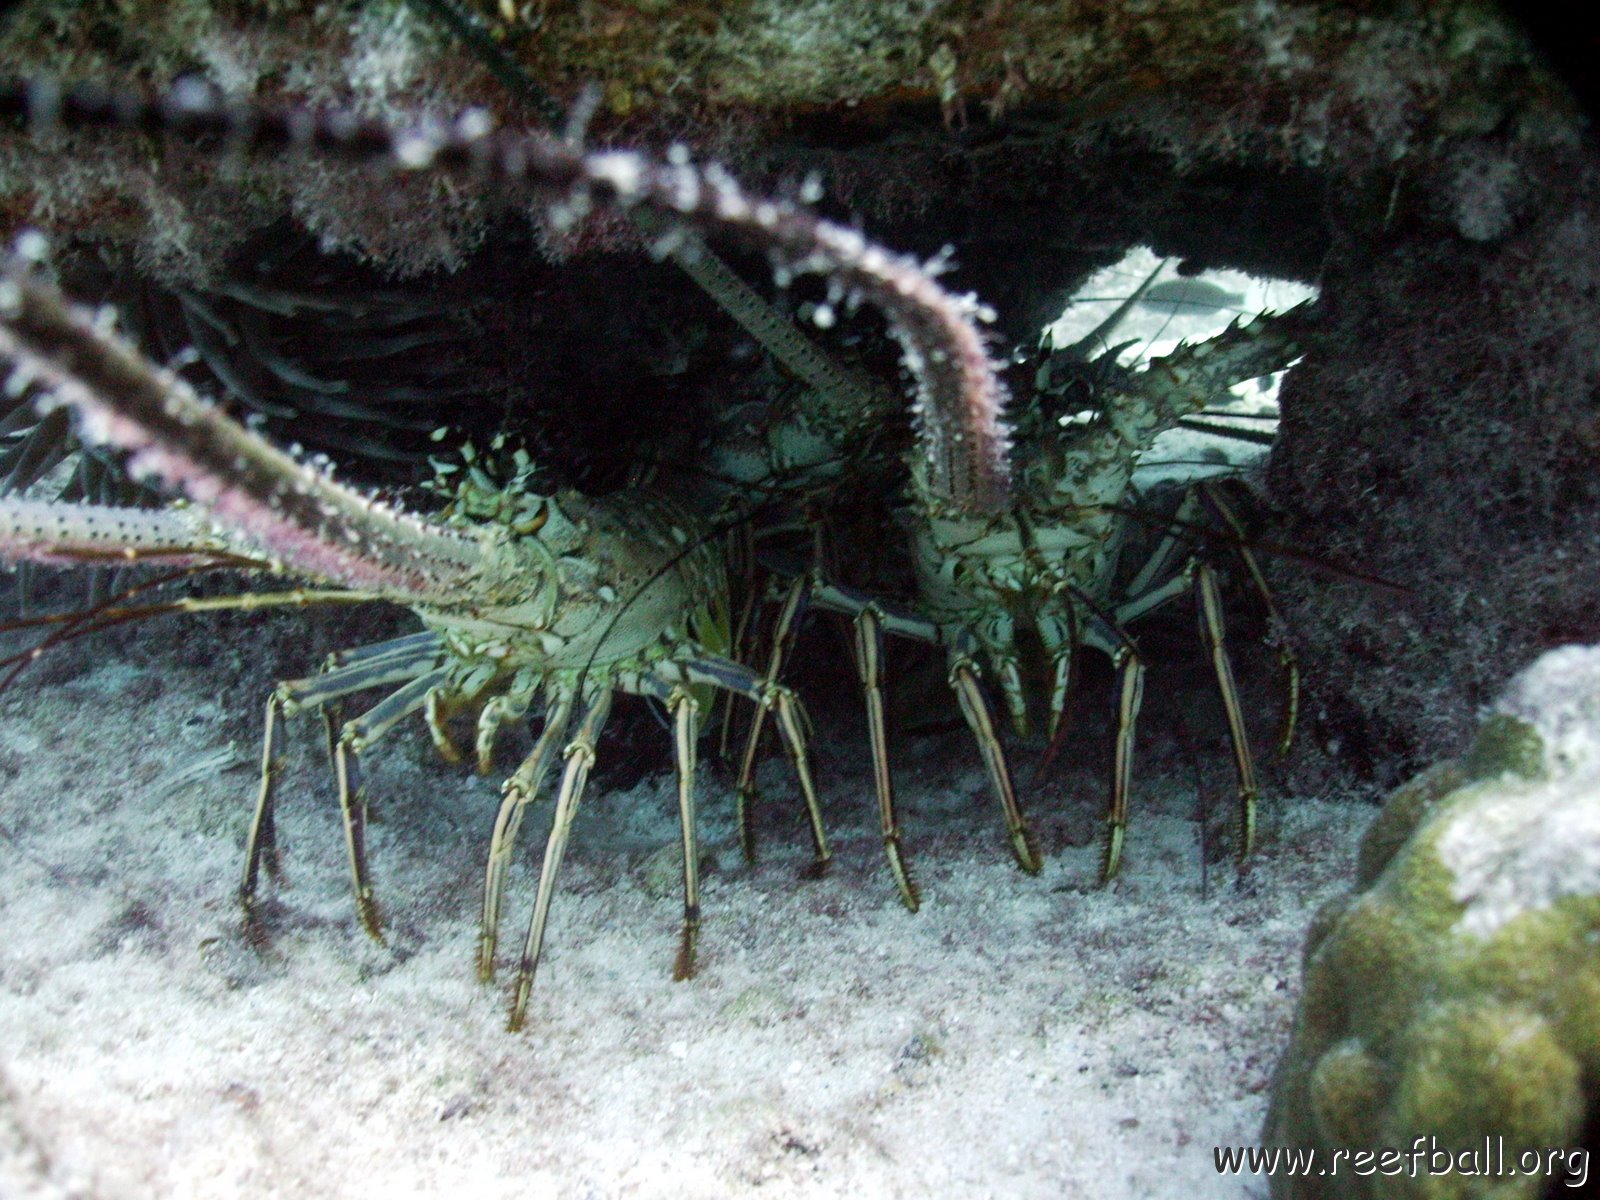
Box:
left=1263, top=647, right=1600, bottom=1199
left=1463, top=714, right=1545, bottom=783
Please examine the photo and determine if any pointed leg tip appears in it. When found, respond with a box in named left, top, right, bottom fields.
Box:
left=1013, top=827, right=1044, bottom=875
left=357, top=898, right=385, bottom=944
left=1099, top=830, right=1124, bottom=884
left=895, top=868, right=922, bottom=912
left=241, top=912, right=271, bottom=953
left=672, top=927, right=699, bottom=982
left=736, top=789, right=759, bottom=864
left=507, top=977, right=533, bottom=1032
left=884, top=838, right=922, bottom=912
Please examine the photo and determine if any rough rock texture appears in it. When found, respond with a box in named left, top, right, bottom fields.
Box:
left=1261, top=644, right=1600, bottom=1198
left=1269, top=137, right=1600, bottom=788
left=0, top=4, right=1594, bottom=782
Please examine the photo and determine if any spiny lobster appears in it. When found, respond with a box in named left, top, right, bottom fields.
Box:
left=732, top=272, right=1310, bottom=903
left=891, top=307, right=1308, bottom=883
left=0, top=78, right=1017, bottom=1030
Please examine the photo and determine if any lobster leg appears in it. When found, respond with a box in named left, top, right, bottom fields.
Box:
left=504, top=656, right=825, bottom=1011
left=684, top=654, right=831, bottom=880
left=624, top=669, right=710, bottom=981
left=318, top=637, right=449, bottom=772
left=509, top=688, right=614, bottom=1033
left=242, top=635, right=448, bottom=934
left=821, top=586, right=1040, bottom=877
left=734, top=575, right=812, bottom=861
left=334, top=738, right=383, bottom=941
left=746, top=573, right=1042, bottom=892
left=667, top=686, right=702, bottom=982
left=853, top=605, right=920, bottom=911
left=473, top=691, right=531, bottom=775
left=742, top=574, right=920, bottom=906
left=1118, top=484, right=1297, bottom=864
left=945, top=633, right=1042, bottom=874
left=1100, top=642, right=1147, bottom=883
left=1112, top=549, right=1264, bottom=865
left=422, top=689, right=464, bottom=764
left=1197, top=482, right=1301, bottom=755
left=1193, top=561, right=1260, bottom=861
left=983, top=621, right=1030, bottom=741
left=716, top=526, right=762, bottom=768
left=1037, top=600, right=1079, bottom=747
left=334, top=666, right=460, bottom=939
left=340, top=666, right=455, bottom=751
left=1078, top=606, right=1150, bottom=884
left=1032, top=600, right=1082, bottom=781
left=242, top=691, right=288, bottom=929
left=760, top=684, right=831, bottom=879
left=1121, top=492, right=1206, bottom=610
left=478, top=685, right=575, bottom=982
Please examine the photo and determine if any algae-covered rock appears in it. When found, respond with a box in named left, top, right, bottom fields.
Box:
left=1262, top=646, right=1600, bottom=1199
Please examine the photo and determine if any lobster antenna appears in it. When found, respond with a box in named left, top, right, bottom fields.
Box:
left=0, top=552, right=265, bottom=633
left=1062, top=258, right=1169, bottom=361
left=0, top=77, right=1013, bottom=513
left=401, top=0, right=565, bottom=126
left=1101, top=498, right=1410, bottom=594
left=1174, top=417, right=1278, bottom=446
left=407, top=0, right=898, bottom=442
left=0, top=571, right=380, bottom=694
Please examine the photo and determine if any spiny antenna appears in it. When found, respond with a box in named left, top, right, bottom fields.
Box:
left=0, top=77, right=1013, bottom=513
left=0, top=244, right=482, bottom=596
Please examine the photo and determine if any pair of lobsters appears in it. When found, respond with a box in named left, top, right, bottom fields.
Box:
left=0, top=79, right=1304, bottom=1029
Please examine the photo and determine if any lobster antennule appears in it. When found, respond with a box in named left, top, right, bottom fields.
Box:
left=0, top=257, right=481, bottom=598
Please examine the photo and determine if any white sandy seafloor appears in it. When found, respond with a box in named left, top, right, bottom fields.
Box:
left=0, top=589, right=1380, bottom=1200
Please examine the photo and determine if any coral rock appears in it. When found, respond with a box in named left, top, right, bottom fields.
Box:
left=1263, top=645, right=1600, bottom=1198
